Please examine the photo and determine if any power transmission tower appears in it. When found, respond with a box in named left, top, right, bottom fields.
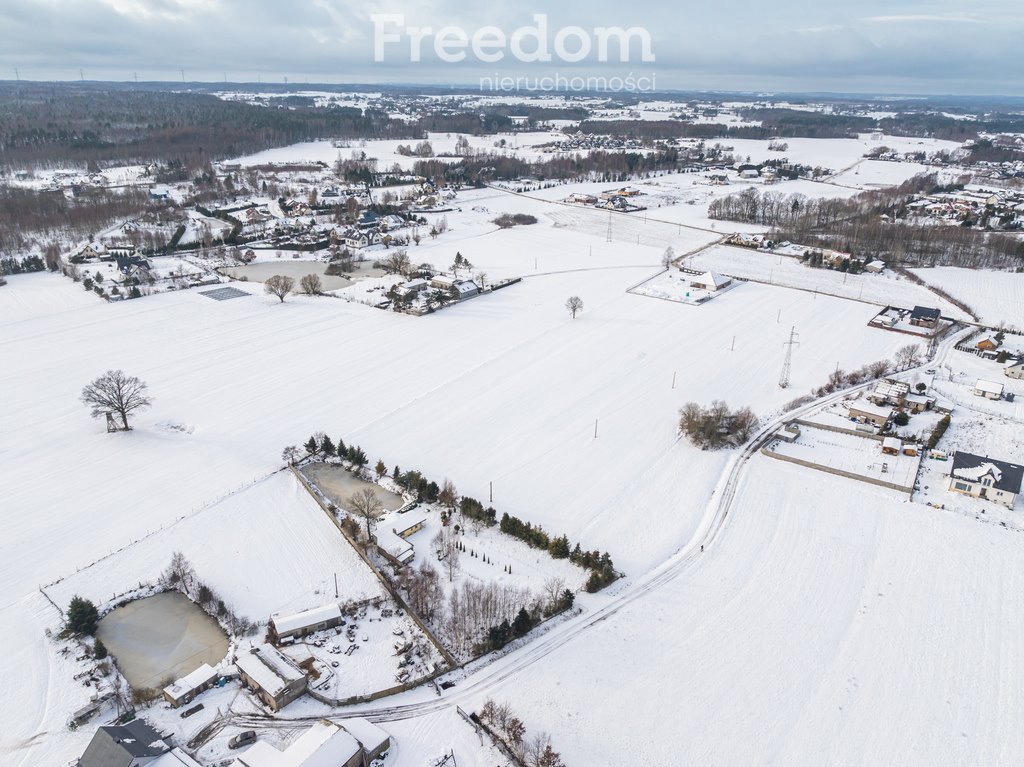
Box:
left=779, top=326, right=799, bottom=388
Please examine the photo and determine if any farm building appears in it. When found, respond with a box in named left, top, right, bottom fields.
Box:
left=162, top=663, right=218, bottom=708
left=270, top=603, right=343, bottom=644
left=235, top=644, right=308, bottom=712
left=339, top=718, right=391, bottom=763
left=948, top=452, right=1023, bottom=509
left=233, top=720, right=364, bottom=767
left=909, top=306, right=941, bottom=329
left=689, top=271, right=732, bottom=292
left=974, top=379, right=1004, bottom=400
left=847, top=399, right=894, bottom=428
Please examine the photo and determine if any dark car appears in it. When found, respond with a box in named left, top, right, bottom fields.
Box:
left=180, top=703, right=203, bottom=719
left=229, top=730, right=257, bottom=749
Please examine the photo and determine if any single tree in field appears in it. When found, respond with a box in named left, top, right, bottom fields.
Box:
left=565, top=296, right=583, bottom=319
left=264, top=274, right=295, bottom=302
left=299, top=273, right=322, bottom=295
left=348, top=488, right=385, bottom=540
left=81, top=370, right=152, bottom=431
left=281, top=445, right=300, bottom=464
left=66, top=595, right=99, bottom=635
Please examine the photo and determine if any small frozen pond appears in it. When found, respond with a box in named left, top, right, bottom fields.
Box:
left=303, top=463, right=406, bottom=511
left=222, top=260, right=353, bottom=290
left=97, top=592, right=228, bottom=691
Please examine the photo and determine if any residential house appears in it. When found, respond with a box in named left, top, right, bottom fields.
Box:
left=976, top=336, right=1001, bottom=353
left=454, top=280, right=480, bottom=300
left=233, top=720, right=363, bottom=767
left=689, top=271, right=732, bottom=292
left=235, top=644, right=308, bottom=711
left=430, top=274, right=459, bottom=290
left=865, top=260, right=886, bottom=273
left=847, top=399, right=893, bottom=428
left=339, top=718, right=391, bottom=764
left=868, top=380, right=910, bottom=408
left=78, top=720, right=173, bottom=767
left=904, top=392, right=934, bottom=413
left=1006, top=360, right=1024, bottom=380
left=162, top=663, right=219, bottom=708
left=269, top=604, right=343, bottom=644
left=974, top=379, right=1004, bottom=400
left=948, top=452, right=1023, bottom=508
left=357, top=210, right=380, bottom=230
left=909, top=306, right=941, bottom=329
left=345, top=230, right=379, bottom=249
left=77, top=242, right=108, bottom=261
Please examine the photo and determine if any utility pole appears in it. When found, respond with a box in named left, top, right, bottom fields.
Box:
left=334, top=572, right=338, bottom=599
left=606, top=211, right=612, bottom=243
left=13, top=67, right=19, bottom=82
left=594, top=419, right=599, bottom=439
left=779, top=326, right=799, bottom=388
left=489, top=481, right=492, bottom=503
left=672, top=371, right=677, bottom=389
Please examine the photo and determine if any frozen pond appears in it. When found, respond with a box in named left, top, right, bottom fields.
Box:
left=222, top=260, right=353, bottom=290
left=97, top=592, right=229, bottom=691
left=303, top=463, right=406, bottom=511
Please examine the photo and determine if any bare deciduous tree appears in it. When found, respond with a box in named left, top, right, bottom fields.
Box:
left=438, top=478, right=458, bottom=510
left=662, top=246, right=676, bottom=268
left=264, top=274, right=295, bottom=302
left=347, top=487, right=385, bottom=540
left=282, top=446, right=300, bottom=464
left=299, top=273, right=322, bottom=295
left=81, top=369, right=152, bottom=430
left=895, top=343, right=922, bottom=369
left=565, top=295, right=583, bottom=319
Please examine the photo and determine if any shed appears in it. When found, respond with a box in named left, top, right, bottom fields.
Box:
left=882, top=437, right=902, bottom=455
left=270, top=603, right=343, bottom=644
left=163, top=663, right=218, bottom=707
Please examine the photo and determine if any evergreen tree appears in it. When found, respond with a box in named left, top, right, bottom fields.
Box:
left=304, top=436, right=318, bottom=454
left=66, top=595, right=99, bottom=635
left=336, top=437, right=347, bottom=456
left=93, top=638, right=108, bottom=659
left=512, top=607, right=533, bottom=638
left=393, top=465, right=401, bottom=479
left=321, top=435, right=336, bottom=456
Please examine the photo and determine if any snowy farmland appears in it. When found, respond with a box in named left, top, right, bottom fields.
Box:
left=686, top=243, right=973, bottom=318
left=911, top=266, right=1024, bottom=330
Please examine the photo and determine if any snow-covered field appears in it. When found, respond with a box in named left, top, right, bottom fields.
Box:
left=478, top=457, right=1024, bottom=766
left=911, top=267, right=1024, bottom=330
left=2, top=242, right=911, bottom=764
left=687, top=244, right=972, bottom=318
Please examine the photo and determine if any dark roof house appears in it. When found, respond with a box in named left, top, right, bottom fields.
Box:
left=910, top=306, right=941, bottom=326
left=950, top=451, right=1024, bottom=495
left=79, top=719, right=170, bottom=767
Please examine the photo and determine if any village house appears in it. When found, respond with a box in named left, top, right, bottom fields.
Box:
left=269, top=603, right=343, bottom=644
left=974, top=379, right=1005, bottom=400
left=689, top=271, right=732, bottom=292
left=948, top=452, right=1023, bottom=509
left=903, top=392, right=935, bottom=414
left=235, top=644, right=308, bottom=712
left=233, top=720, right=363, bottom=767
left=1006, top=359, right=1024, bottom=380
left=78, top=720, right=200, bottom=767
left=868, top=379, right=910, bottom=408
left=162, top=663, right=219, bottom=708
left=847, top=399, right=894, bottom=428
left=865, top=260, right=886, bottom=273
left=909, top=306, right=941, bottom=329
left=976, top=336, right=1001, bottom=353
left=454, top=279, right=480, bottom=300
left=337, top=718, right=392, bottom=764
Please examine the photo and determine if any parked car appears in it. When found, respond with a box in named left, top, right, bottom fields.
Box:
left=229, top=731, right=257, bottom=749
left=180, top=703, right=203, bottom=719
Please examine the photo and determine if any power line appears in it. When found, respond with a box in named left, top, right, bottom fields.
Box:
left=779, top=326, right=800, bottom=389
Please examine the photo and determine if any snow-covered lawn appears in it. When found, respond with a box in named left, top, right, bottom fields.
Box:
left=687, top=244, right=972, bottom=318
left=911, top=267, right=1024, bottom=330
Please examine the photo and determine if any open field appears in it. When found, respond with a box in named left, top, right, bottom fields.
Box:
left=1, top=244, right=912, bottom=764
left=911, top=267, right=1024, bottom=330
left=478, top=457, right=1024, bottom=766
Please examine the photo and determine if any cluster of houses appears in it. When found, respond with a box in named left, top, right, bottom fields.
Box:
left=903, top=185, right=1024, bottom=230
left=545, top=131, right=643, bottom=153
left=564, top=186, right=645, bottom=212
left=75, top=715, right=390, bottom=767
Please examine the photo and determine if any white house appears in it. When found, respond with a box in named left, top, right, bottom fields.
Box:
left=162, top=663, right=218, bottom=708
left=948, top=452, right=1023, bottom=508
left=974, top=379, right=1004, bottom=400
left=1005, top=360, right=1024, bottom=380
left=233, top=720, right=363, bottom=767
left=689, top=271, right=732, bottom=292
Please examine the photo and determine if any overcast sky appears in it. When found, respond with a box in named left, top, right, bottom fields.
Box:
left=1, top=0, right=1022, bottom=95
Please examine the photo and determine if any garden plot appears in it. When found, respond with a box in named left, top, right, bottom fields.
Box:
left=686, top=244, right=971, bottom=318
left=764, top=423, right=921, bottom=493
left=280, top=601, right=443, bottom=701
left=911, top=267, right=1024, bottom=330
left=630, top=269, right=736, bottom=305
